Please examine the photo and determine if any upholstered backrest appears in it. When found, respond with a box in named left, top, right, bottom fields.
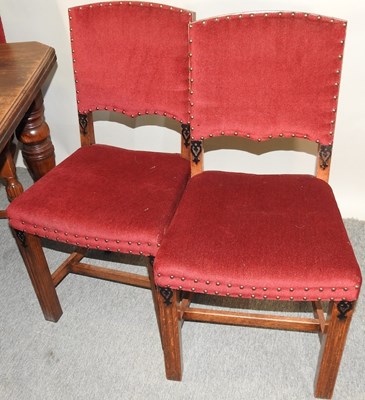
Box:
left=0, top=16, right=6, bottom=43
left=69, top=2, right=193, bottom=123
left=189, top=12, right=346, bottom=146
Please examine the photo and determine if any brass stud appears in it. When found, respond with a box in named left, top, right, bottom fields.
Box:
left=303, top=296, right=307, bottom=300
left=194, top=279, right=198, bottom=283
left=227, top=283, right=232, bottom=288
left=304, top=288, right=309, bottom=291
left=290, top=288, right=294, bottom=292
left=252, top=286, right=256, bottom=290
left=277, top=288, right=281, bottom=292
left=181, top=277, right=185, bottom=281
left=216, top=282, right=220, bottom=286
left=170, top=275, right=174, bottom=279
left=206, top=280, right=210, bottom=285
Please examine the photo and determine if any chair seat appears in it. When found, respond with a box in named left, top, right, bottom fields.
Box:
left=154, top=171, right=362, bottom=301
left=7, top=144, right=190, bottom=257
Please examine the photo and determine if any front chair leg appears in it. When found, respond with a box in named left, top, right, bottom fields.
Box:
left=155, top=286, right=183, bottom=381
left=13, top=230, right=63, bottom=322
left=314, top=300, right=355, bottom=399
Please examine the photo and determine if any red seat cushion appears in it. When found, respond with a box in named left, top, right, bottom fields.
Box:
left=154, top=171, right=362, bottom=301
left=7, top=144, right=190, bottom=257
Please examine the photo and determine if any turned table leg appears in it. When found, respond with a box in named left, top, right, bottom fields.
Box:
left=0, top=140, right=24, bottom=218
left=0, top=140, right=24, bottom=200
left=16, top=90, right=55, bottom=181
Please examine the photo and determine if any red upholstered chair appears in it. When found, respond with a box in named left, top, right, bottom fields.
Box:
left=0, top=16, right=24, bottom=219
left=153, top=11, right=362, bottom=399
left=6, top=2, right=194, bottom=322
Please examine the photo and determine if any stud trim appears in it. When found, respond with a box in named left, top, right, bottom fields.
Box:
left=10, top=220, right=159, bottom=257
left=153, top=273, right=361, bottom=302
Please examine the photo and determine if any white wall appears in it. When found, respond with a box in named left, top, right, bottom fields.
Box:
left=1, top=0, right=364, bottom=219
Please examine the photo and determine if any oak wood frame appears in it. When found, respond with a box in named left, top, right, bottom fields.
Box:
left=156, top=288, right=355, bottom=399
left=14, top=231, right=159, bottom=323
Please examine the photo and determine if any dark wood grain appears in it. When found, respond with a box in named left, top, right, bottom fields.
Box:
left=0, top=42, right=56, bottom=176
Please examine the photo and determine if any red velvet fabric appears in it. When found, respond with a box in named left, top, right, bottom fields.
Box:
left=0, top=17, right=6, bottom=43
left=154, top=172, right=362, bottom=301
left=189, top=12, right=346, bottom=145
left=69, top=2, right=193, bottom=122
left=7, top=145, right=190, bottom=256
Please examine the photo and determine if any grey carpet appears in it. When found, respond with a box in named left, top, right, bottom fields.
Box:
left=0, top=169, right=364, bottom=400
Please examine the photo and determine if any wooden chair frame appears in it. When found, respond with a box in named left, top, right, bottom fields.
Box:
left=156, top=286, right=355, bottom=398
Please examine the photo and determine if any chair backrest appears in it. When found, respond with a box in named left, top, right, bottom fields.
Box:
left=188, top=12, right=346, bottom=179
left=0, top=16, right=6, bottom=43
left=69, top=2, right=193, bottom=125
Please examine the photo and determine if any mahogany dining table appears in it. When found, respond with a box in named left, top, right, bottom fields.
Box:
left=0, top=41, right=56, bottom=218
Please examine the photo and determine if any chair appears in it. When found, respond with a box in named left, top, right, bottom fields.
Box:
left=153, top=11, right=362, bottom=399
left=0, top=16, right=24, bottom=219
left=6, top=2, right=194, bottom=322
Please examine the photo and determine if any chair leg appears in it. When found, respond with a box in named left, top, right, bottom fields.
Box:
left=13, top=230, right=63, bottom=322
left=155, top=286, right=183, bottom=381
left=314, top=301, right=355, bottom=399
left=147, top=256, right=162, bottom=341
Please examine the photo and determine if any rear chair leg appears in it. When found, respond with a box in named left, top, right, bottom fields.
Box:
left=155, top=286, right=183, bottom=381
left=314, top=300, right=355, bottom=399
left=13, top=230, right=63, bottom=322
left=147, top=256, right=162, bottom=340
